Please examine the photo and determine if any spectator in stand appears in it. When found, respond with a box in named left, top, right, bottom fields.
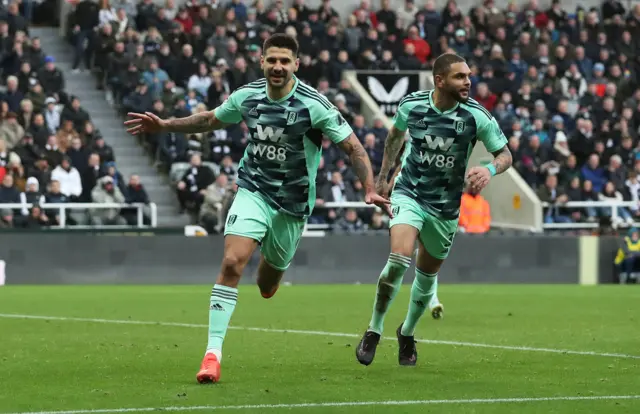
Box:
left=582, top=154, right=607, bottom=193
left=335, top=208, right=365, bottom=233
left=176, top=153, right=215, bottom=214
left=51, top=155, right=82, bottom=201
left=123, top=175, right=151, bottom=226
left=45, top=179, right=69, bottom=225
left=19, top=176, right=44, bottom=216
left=538, top=174, right=572, bottom=224
left=91, top=175, right=126, bottom=225
left=600, top=181, right=633, bottom=225
left=199, top=173, right=230, bottom=233
left=0, top=174, right=20, bottom=209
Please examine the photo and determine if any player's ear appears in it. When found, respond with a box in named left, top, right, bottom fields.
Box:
left=294, top=57, right=299, bottom=73
left=434, top=74, right=444, bottom=88
left=260, top=55, right=265, bottom=70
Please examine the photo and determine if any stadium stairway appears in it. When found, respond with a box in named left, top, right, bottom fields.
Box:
left=32, top=28, right=190, bottom=228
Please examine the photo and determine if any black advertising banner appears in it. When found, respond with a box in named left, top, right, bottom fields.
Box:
left=356, top=71, right=421, bottom=117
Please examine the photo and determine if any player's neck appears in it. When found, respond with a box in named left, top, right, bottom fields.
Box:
left=432, top=89, right=458, bottom=112
left=267, top=77, right=296, bottom=101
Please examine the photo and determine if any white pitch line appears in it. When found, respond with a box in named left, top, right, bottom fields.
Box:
left=6, top=395, right=640, bottom=414
left=1, top=313, right=639, bottom=360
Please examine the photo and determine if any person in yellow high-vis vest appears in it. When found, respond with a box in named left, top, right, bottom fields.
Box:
left=614, top=227, right=640, bottom=284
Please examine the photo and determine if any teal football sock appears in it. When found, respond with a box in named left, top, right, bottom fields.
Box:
left=401, top=269, right=438, bottom=336
left=206, top=284, right=238, bottom=361
left=368, top=253, right=411, bottom=335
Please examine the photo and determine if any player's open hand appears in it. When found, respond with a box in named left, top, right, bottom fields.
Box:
left=365, top=191, right=393, bottom=218
left=466, top=166, right=492, bottom=193
left=124, top=112, right=167, bottom=135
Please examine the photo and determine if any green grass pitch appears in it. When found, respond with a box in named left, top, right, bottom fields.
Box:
left=0, top=284, right=639, bottom=414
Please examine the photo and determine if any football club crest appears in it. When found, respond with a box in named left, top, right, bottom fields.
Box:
left=454, top=120, right=465, bottom=133
left=227, top=214, right=237, bottom=226
left=392, top=206, right=400, bottom=216
left=286, top=111, right=297, bottom=125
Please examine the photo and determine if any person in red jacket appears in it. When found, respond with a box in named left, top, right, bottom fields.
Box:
left=403, top=26, right=430, bottom=63
left=474, top=82, right=498, bottom=111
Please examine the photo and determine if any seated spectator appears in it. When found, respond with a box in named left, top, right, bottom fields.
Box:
left=367, top=210, right=388, bottom=232
left=43, top=97, right=60, bottom=134
left=199, top=174, right=231, bottom=233
left=81, top=153, right=105, bottom=202
left=44, top=179, right=69, bottom=226
left=23, top=204, right=50, bottom=228
left=123, top=175, right=150, bottom=226
left=219, top=156, right=236, bottom=177
left=614, top=227, right=640, bottom=284
left=0, top=174, right=21, bottom=210
left=334, top=208, right=365, bottom=233
left=56, top=119, right=80, bottom=153
left=459, top=187, right=491, bottom=234
left=176, top=153, right=215, bottom=214
left=1, top=112, right=25, bottom=150
left=624, top=171, right=640, bottom=219
left=581, top=154, right=607, bottom=193
left=537, top=174, right=572, bottom=224
left=599, top=181, right=633, bottom=225
left=51, top=155, right=82, bottom=200
left=19, top=176, right=45, bottom=216
left=0, top=208, right=14, bottom=228
left=91, top=175, right=126, bottom=225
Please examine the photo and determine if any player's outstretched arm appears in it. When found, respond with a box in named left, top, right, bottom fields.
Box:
left=337, top=134, right=393, bottom=216
left=376, top=125, right=406, bottom=194
left=125, top=111, right=227, bottom=135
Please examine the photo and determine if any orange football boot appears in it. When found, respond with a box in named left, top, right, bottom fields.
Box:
left=196, top=353, right=221, bottom=383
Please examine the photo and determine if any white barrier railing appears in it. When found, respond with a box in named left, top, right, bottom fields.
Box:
left=303, top=200, right=640, bottom=233
left=0, top=203, right=157, bottom=228
left=537, top=200, right=637, bottom=230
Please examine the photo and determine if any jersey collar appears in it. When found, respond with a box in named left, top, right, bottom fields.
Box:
left=428, top=90, right=459, bottom=115
left=266, top=75, right=299, bottom=103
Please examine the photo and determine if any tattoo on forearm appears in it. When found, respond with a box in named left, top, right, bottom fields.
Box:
left=491, top=146, right=513, bottom=175
left=351, top=145, right=373, bottom=189
left=379, top=128, right=405, bottom=179
left=166, top=112, right=216, bottom=133
left=339, top=136, right=375, bottom=191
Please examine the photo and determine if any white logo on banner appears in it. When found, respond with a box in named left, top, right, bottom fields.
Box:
left=367, top=76, right=409, bottom=115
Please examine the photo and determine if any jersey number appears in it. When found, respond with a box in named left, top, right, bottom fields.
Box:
left=419, top=152, right=455, bottom=168
left=253, top=144, right=287, bottom=162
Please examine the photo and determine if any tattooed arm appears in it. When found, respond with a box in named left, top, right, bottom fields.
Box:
left=376, top=125, right=406, bottom=193
left=466, top=145, right=513, bottom=193
left=163, top=111, right=227, bottom=134
left=490, top=145, right=513, bottom=175
left=337, top=134, right=376, bottom=193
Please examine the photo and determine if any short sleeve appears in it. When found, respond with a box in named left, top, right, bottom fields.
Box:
left=392, top=100, right=411, bottom=131
left=213, top=92, right=243, bottom=124
left=477, top=116, right=508, bottom=153
left=313, top=106, right=353, bottom=144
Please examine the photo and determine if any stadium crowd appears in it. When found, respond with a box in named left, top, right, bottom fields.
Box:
left=4, top=0, right=640, bottom=231
left=0, top=0, right=149, bottom=228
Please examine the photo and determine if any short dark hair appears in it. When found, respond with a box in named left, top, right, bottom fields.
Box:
left=432, top=53, right=466, bottom=78
left=263, top=33, right=299, bottom=56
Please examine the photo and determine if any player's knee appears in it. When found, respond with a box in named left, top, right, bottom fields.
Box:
left=220, top=252, right=247, bottom=277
